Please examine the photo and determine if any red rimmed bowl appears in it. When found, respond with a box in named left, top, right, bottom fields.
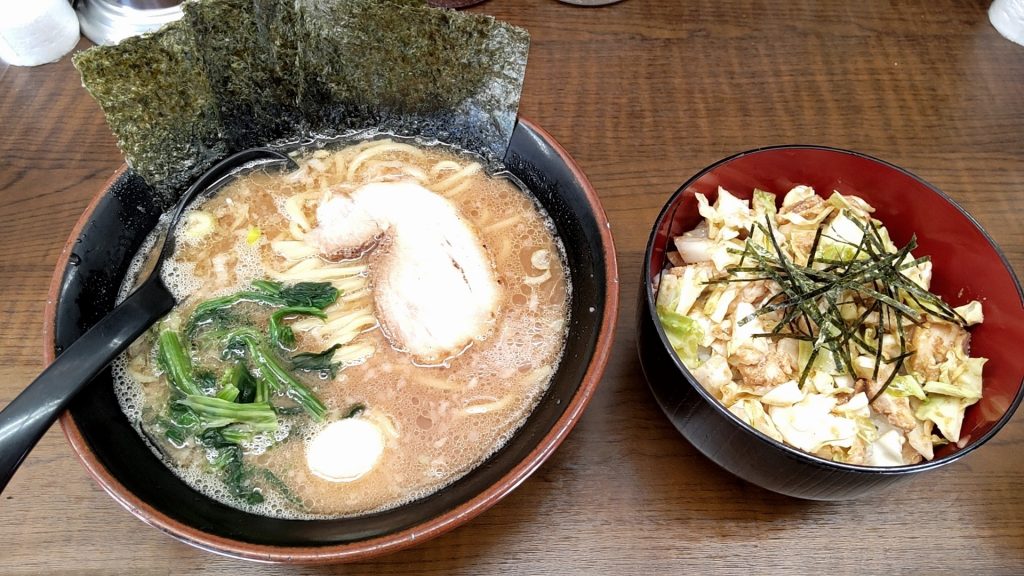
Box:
left=637, top=145, right=1024, bottom=500
left=43, top=117, right=619, bottom=562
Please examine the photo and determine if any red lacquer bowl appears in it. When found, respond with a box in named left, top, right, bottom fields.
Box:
left=637, top=145, right=1024, bottom=500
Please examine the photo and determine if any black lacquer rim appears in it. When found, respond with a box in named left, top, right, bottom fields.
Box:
left=641, top=144, right=1024, bottom=476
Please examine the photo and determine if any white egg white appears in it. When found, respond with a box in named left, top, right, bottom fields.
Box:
left=306, top=418, right=385, bottom=483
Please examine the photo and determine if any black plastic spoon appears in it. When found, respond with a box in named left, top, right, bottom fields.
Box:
left=0, top=148, right=299, bottom=493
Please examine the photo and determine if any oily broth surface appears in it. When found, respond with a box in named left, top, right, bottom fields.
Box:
left=113, top=139, right=570, bottom=518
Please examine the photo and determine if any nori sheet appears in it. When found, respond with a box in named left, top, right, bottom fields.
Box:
left=73, top=19, right=227, bottom=194
left=297, top=0, right=529, bottom=159
left=73, top=0, right=530, bottom=197
left=183, top=0, right=306, bottom=150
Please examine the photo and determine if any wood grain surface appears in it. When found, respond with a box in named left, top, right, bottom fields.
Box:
left=2, top=0, right=1023, bottom=573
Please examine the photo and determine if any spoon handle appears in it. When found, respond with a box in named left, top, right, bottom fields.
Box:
left=0, top=279, right=175, bottom=493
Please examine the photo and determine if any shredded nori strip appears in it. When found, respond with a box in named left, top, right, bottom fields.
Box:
left=723, top=212, right=967, bottom=396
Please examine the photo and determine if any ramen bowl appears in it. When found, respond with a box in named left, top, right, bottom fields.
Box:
left=44, top=117, right=618, bottom=562
left=637, top=145, right=1024, bottom=501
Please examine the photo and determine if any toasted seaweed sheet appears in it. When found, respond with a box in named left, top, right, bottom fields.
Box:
left=184, top=0, right=306, bottom=151
left=73, top=0, right=529, bottom=197
left=73, top=19, right=227, bottom=194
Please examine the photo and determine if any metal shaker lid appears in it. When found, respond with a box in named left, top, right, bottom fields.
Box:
left=75, top=0, right=184, bottom=46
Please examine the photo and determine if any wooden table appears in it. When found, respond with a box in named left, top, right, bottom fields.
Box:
left=2, top=0, right=1022, bottom=573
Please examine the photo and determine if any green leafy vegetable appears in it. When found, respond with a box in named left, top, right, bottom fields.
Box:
left=195, top=368, right=219, bottom=396
left=184, top=306, right=246, bottom=339
left=215, top=380, right=240, bottom=402
left=258, top=468, right=304, bottom=507
left=178, top=395, right=279, bottom=433
left=250, top=279, right=284, bottom=295
left=226, top=363, right=257, bottom=404
left=199, top=429, right=264, bottom=505
left=225, top=328, right=328, bottom=421
left=276, top=282, right=340, bottom=309
left=656, top=306, right=704, bottom=366
left=187, top=279, right=338, bottom=336
left=269, top=306, right=327, bottom=349
left=291, top=344, right=342, bottom=378
left=149, top=280, right=343, bottom=508
left=157, top=330, right=202, bottom=396
left=159, top=403, right=201, bottom=448
left=187, top=288, right=282, bottom=334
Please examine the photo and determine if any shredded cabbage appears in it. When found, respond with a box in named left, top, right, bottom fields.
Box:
left=827, top=191, right=875, bottom=220
left=753, top=189, right=777, bottom=218
left=761, top=380, right=804, bottom=406
left=868, top=429, right=906, bottom=466
left=696, top=188, right=753, bottom=241
left=655, top=266, right=709, bottom=316
left=916, top=395, right=970, bottom=443
left=655, top=184, right=987, bottom=466
left=656, top=306, right=705, bottom=366
left=817, top=211, right=866, bottom=263
left=781, top=185, right=815, bottom=209
left=924, top=357, right=985, bottom=401
left=953, top=300, right=984, bottom=326
left=886, top=374, right=927, bottom=401
left=729, top=398, right=785, bottom=442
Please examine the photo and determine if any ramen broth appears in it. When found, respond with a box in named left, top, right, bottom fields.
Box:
left=113, top=139, right=570, bottom=518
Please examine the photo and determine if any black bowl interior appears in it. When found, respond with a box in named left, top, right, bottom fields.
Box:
left=53, top=120, right=608, bottom=546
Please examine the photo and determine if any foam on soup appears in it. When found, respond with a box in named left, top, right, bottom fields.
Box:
left=113, top=138, right=570, bottom=518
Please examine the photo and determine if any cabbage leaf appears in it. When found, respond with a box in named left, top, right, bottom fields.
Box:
left=657, top=306, right=705, bottom=367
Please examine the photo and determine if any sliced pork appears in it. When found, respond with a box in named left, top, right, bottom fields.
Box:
left=310, top=181, right=501, bottom=364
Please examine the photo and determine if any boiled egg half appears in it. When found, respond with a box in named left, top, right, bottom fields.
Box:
left=306, top=418, right=384, bottom=482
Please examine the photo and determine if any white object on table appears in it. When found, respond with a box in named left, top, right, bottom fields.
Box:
left=76, top=0, right=184, bottom=47
left=990, top=0, right=1024, bottom=46
left=0, top=0, right=80, bottom=66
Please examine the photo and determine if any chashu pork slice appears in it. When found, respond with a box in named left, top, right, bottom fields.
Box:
left=310, top=181, right=501, bottom=364
left=308, top=195, right=382, bottom=260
